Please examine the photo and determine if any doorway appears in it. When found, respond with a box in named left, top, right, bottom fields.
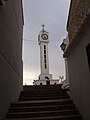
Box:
left=86, top=43, right=90, bottom=70
left=46, top=80, right=50, bottom=85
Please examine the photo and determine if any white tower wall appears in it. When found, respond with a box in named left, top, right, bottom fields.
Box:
left=38, top=29, right=52, bottom=80
left=40, top=43, right=49, bottom=74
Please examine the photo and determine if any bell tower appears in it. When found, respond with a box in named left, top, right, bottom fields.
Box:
left=38, top=25, right=52, bottom=80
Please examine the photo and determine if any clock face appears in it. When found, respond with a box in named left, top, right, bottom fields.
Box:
left=41, top=34, right=48, bottom=40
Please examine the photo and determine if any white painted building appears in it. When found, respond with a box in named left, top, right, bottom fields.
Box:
left=33, top=25, right=59, bottom=85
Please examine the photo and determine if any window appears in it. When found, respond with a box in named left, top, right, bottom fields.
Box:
left=44, top=45, right=46, bottom=49
left=40, top=83, right=42, bottom=85
left=44, top=55, right=46, bottom=58
left=44, top=50, right=46, bottom=54
left=44, top=59, right=46, bottom=63
left=44, top=45, right=46, bottom=54
left=86, top=43, right=90, bottom=70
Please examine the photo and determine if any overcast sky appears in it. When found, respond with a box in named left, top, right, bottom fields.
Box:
left=22, top=0, right=71, bottom=85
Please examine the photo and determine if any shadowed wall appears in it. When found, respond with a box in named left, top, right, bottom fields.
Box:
left=0, top=0, right=23, bottom=119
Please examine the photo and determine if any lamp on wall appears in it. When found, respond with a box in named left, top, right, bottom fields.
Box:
left=0, top=0, right=5, bottom=5
left=60, top=42, right=66, bottom=52
left=0, top=0, right=8, bottom=5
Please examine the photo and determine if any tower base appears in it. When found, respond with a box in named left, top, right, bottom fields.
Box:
left=38, top=74, right=52, bottom=80
left=33, top=79, right=59, bottom=85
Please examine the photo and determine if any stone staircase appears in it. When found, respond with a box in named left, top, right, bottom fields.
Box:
left=6, top=85, right=82, bottom=120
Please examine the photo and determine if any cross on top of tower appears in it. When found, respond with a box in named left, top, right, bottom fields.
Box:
left=42, top=24, right=45, bottom=31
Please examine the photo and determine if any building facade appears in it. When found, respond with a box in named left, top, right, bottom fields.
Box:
left=63, top=0, right=90, bottom=120
left=0, top=0, right=23, bottom=119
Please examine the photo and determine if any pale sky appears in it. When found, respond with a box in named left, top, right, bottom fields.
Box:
left=22, top=0, right=71, bottom=85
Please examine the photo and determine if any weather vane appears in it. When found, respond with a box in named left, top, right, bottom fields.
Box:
left=42, top=24, right=45, bottom=31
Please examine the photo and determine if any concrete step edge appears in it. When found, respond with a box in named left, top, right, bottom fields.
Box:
left=7, top=109, right=78, bottom=115
left=9, top=104, right=75, bottom=109
left=6, top=115, right=82, bottom=120
left=15, top=98, right=72, bottom=103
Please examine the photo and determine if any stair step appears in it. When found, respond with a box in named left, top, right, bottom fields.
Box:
left=19, top=96, right=69, bottom=101
left=23, top=85, right=63, bottom=91
left=6, top=115, right=82, bottom=120
left=6, top=109, right=79, bottom=119
left=20, top=88, right=66, bottom=93
left=9, top=104, right=75, bottom=112
left=20, top=91, right=68, bottom=97
left=11, top=99, right=73, bottom=107
left=19, top=94, right=69, bottom=98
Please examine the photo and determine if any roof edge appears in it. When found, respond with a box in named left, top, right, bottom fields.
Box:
left=66, top=0, right=72, bottom=31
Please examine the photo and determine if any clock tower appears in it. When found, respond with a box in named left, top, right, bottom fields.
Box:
left=38, top=25, right=52, bottom=81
